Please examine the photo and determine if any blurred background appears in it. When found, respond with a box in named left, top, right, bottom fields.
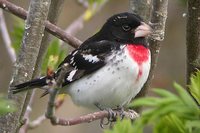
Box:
left=0, top=0, right=187, bottom=133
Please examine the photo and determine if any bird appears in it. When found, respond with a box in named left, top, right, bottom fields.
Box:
left=11, top=12, right=152, bottom=110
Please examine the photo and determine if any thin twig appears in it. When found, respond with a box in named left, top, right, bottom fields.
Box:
left=0, top=8, right=16, bottom=62
left=45, top=64, right=70, bottom=124
left=28, top=96, right=65, bottom=129
left=60, top=0, right=108, bottom=46
left=49, top=110, right=139, bottom=126
left=29, top=110, right=139, bottom=128
left=0, top=0, right=82, bottom=48
left=65, top=14, right=85, bottom=36
left=19, top=90, right=35, bottom=133
left=28, top=93, right=66, bottom=129
left=66, top=0, right=108, bottom=36
left=28, top=115, right=46, bottom=129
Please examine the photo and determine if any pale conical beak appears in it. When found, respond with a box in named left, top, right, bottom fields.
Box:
left=134, top=22, right=152, bottom=38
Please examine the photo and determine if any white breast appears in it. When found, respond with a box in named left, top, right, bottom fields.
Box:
left=62, top=47, right=151, bottom=109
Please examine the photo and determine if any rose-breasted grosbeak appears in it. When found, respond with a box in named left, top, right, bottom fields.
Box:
left=11, top=12, right=152, bottom=109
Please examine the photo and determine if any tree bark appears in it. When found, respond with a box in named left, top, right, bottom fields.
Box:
left=129, top=0, right=152, bottom=21
left=0, top=0, right=51, bottom=133
left=34, top=0, right=64, bottom=77
left=186, top=0, right=200, bottom=83
left=141, top=0, right=168, bottom=96
left=130, top=0, right=168, bottom=107
left=19, top=1, right=64, bottom=132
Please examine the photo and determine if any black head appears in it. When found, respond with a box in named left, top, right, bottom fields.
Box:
left=85, top=12, right=152, bottom=45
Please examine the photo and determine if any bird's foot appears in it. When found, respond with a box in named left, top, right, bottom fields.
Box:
left=107, top=108, right=118, bottom=122
left=100, top=108, right=117, bottom=128
left=94, top=103, right=120, bottom=128
left=118, top=107, right=125, bottom=120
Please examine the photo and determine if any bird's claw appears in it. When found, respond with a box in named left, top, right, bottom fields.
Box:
left=119, top=107, right=125, bottom=120
left=107, top=108, right=117, bottom=122
left=100, top=108, right=117, bottom=128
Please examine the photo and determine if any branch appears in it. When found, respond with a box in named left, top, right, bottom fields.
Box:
left=0, top=0, right=82, bottom=48
left=129, top=0, right=152, bottom=22
left=19, top=1, right=65, bottom=132
left=0, top=0, right=51, bottom=132
left=186, top=0, right=200, bottom=82
left=137, top=0, right=168, bottom=98
left=129, top=0, right=152, bottom=112
left=45, top=64, right=73, bottom=124
left=28, top=95, right=65, bottom=129
left=0, top=8, right=16, bottom=62
left=186, top=0, right=200, bottom=105
left=29, top=110, right=138, bottom=128
left=19, top=90, right=35, bottom=133
left=50, top=110, right=139, bottom=126
left=28, top=115, right=46, bottom=129
left=66, top=0, right=108, bottom=36
left=129, top=0, right=168, bottom=112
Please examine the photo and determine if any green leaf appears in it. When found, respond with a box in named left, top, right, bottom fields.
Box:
left=11, top=21, right=24, bottom=53
left=174, top=82, right=199, bottom=112
left=41, top=39, right=67, bottom=74
left=127, top=83, right=200, bottom=133
left=154, top=114, right=186, bottom=133
left=186, top=120, right=200, bottom=133
left=0, top=95, right=16, bottom=116
left=153, top=88, right=178, bottom=98
left=188, top=70, right=200, bottom=104
left=104, top=119, right=134, bottom=133
left=130, top=97, right=161, bottom=107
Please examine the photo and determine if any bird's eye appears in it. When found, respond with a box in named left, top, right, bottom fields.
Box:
left=122, top=25, right=131, bottom=31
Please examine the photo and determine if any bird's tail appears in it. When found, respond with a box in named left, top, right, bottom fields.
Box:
left=10, top=77, right=47, bottom=94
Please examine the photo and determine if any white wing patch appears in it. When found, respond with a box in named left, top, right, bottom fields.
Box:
left=67, top=69, right=77, bottom=82
left=82, top=54, right=100, bottom=63
left=72, top=50, right=78, bottom=56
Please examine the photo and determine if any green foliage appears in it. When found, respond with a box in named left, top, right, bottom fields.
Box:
left=105, top=119, right=134, bottom=133
left=105, top=71, right=200, bottom=133
left=41, top=39, right=67, bottom=74
left=0, top=95, right=16, bottom=116
left=188, top=70, right=200, bottom=104
left=11, top=21, right=24, bottom=54
left=131, top=83, right=200, bottom=133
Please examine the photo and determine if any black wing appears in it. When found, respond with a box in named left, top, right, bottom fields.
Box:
left=57, top=40, right=119, bottom=86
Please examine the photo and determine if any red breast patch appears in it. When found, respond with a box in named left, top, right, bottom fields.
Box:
left=126, top=44, right=150, bottom=79
left=126, top=44, right=149, bottom=64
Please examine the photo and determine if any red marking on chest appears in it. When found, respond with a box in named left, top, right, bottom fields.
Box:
left=126, top=44, right=149, bottom=80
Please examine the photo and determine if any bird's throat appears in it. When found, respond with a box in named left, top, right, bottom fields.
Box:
left=126, top=44, right=149, bottom=65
